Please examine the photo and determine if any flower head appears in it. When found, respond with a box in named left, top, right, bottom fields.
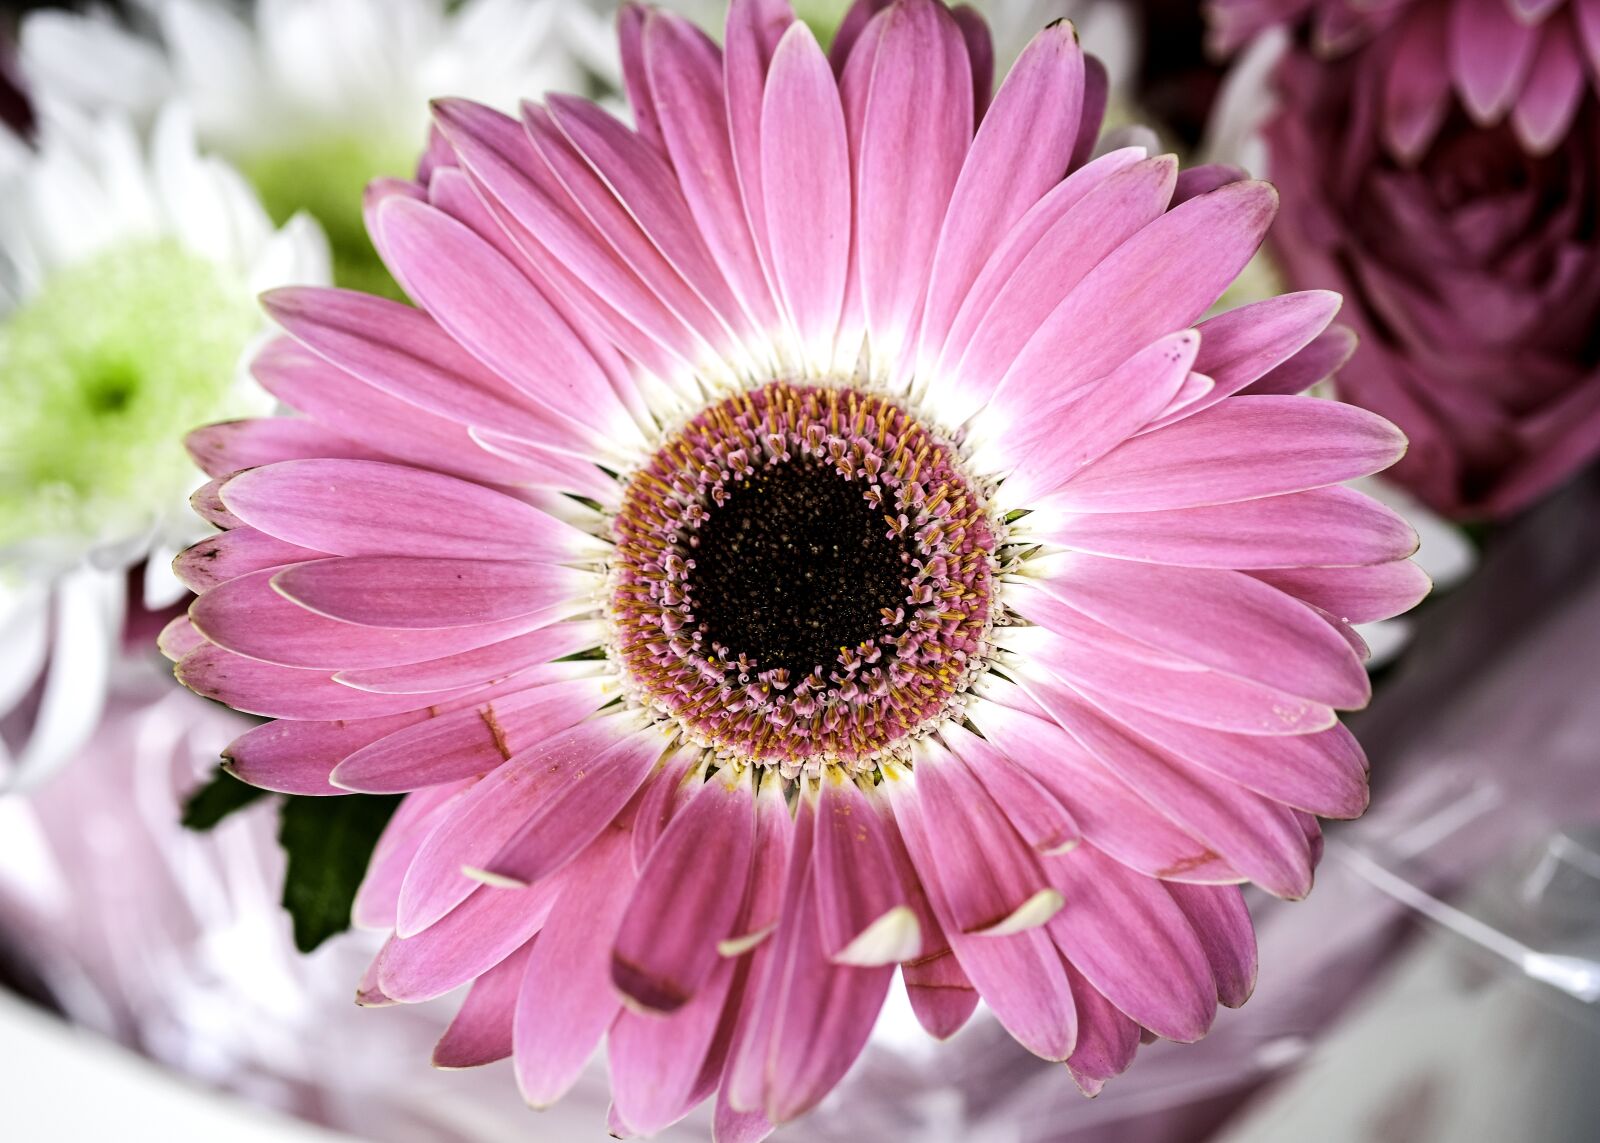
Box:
left=1261, top=30, right=1600, bottom=518
left=1207, top=0, right=1597, bottom=160
left=0, top=102, right=326, bottom=790
left=19, top=0, right=613, bottom=292
left=172, top=0, right=1423, bottom=1133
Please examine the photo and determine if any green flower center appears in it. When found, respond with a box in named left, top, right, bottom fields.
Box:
left=240, top=131, right=418, bottom=299
left=0, top=240, right=259, bottom=551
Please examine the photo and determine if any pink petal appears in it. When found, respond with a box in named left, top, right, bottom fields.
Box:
left=631, top=744, right=704, bottom=874
left=926, top=145, right=1145, bottom=392
left=856, top=0, right=972, bottom=369
left=220, top=458, right=599, bottom=563
left=421, top=162, right=654, bottom=435
left=157, top=616, right=205, bottom=663
left=1045, top=845, right=1218, bottom=1042
left=724, top=0, right=797, bottom=284
left=942, top=722, right=1081, bottom=856
left=989, top=329, right=1200, bottom=506
left=1091, top=696, right=1370, bottom=820
left=190, top=565, right=547, bottom=668
left=1071, top=54, right=1108, bottom=170
left=1246, top=325, right=1357, bottom=396
left=380, top=878, right=564, bottom=1003
left=915, top=21, right=1083, bottom=374
left=761, top=863, right=894, bottom=1123
left=760, top=21, right=851, bottom=364
left=525, top=100, right=751, bottom=370
left=1185, top=291, right=1342, bottom=411
left=185, top=416, right=379, bottom=478
left=514, top=830, right=636, bottom=1108
left=970, top=686, right=1241, bottom=884
left=190, top=477, right=241, bottom=528
left=1062, top=960, right=1140, bottom=1093
left=1001, top=598, right=1339, bottom=737
left=176, top=645, right=477, bottom=721
left=723, top=789, right=814, bottom=1114
left=1040, top=485, right=1418, bottom=569
left=812, top=774, right=920, bottom=965
left=330, top=676, right=608, bottom=793
left=250, top=337, right=574, bottom=494
left=939, top=155, right=1178, bottom=426
left=1449, top=0, right=1539, bottom=123
left=1165, top=882, right=1257, bottom=1008
left=613, top=771, right=757, bottom=1012
left=354, top=782, right=470, bottom=929
left=900, top=948, right=979, bottom=1039
left=427, top=98, right=707, bottom=380
left=332, top=622, right=602, bottom=695
left=223, top=711, right=443, bottom=797
left=1044, top=396, right=1409, bottom=513
left=271, top=556, right=589, bottom=630
left=889, top=773, right=1078, bottom=1060
left=986, top=181, right=1278, bottom=424
left=714, top=1095, right=776, bottom=1143
left=609, top=954, right=739, bottom=1134
left=1173, top=163, right=1248, bottom=204
left=906, top=739, right=1061, bottom=936
left=173, top=527, right=324, bottom=594
left=548, top=93, right=757, bottom=344
left=643, top=11, right=780, bottom=333
left=396, top=713, right=656, bottom=936
left=1032, top=556, right=1371, bottom=707
left=618, top=2, right=664, bottom=151
left=1383, top=6, right=1452, bottom=161
left=1251, top=560, right=1432, bottom=624
left=1020, top=676, right=1317, bottom=899
left=432, top=940, right=532, bottom=1068
left=1512, top=24, right=1586, bottom=153
left=259, top=289, right=573, bottom=455
left=722, top=769, right=796, bottom=953
left=951, top=3, right=994, bottom=120
left=370, top=194, right=647, bottom=452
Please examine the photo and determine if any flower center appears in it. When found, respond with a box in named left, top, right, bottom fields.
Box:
left=0, top=240, right=259, bottom=553
left=609, top=381, right=998, bottom=774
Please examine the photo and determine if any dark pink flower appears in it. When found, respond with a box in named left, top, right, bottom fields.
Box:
left=1264, top=34, right=1600, bottom=517
left=167, top=0, right=1422, bottom=1134
left=1209, top=0, right=1599, bottom=160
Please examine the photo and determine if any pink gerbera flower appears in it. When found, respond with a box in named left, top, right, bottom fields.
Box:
left=167, top=0, right=1425, bottom=1136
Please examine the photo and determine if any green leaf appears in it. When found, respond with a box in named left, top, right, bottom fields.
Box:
left=278, top=793, right=402, bottom=953
left=181, top=766, right=273, bottom=831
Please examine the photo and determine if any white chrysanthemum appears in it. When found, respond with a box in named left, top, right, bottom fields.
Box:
left=0, top=103, right=329, bottom=791
left=20, top=0, right=615, bottom=292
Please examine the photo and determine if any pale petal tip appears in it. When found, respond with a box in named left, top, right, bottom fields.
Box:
left=461, top=864, right=530, bottom=890
left=971, top=888, right=1066, bottom=937
left=833, top=905, right=922, bottom=966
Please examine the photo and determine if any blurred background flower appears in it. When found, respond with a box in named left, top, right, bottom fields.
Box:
left=1212, top=2, right=1600, bottom=519
left=0, top=97, right=327, bottom=790
left=17, top=0, right=617, bottom=293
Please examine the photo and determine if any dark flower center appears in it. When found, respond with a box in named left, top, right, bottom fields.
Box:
left=609, top=380, right=997, bottom=769
left=689, top=455, right=913, bottom=681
